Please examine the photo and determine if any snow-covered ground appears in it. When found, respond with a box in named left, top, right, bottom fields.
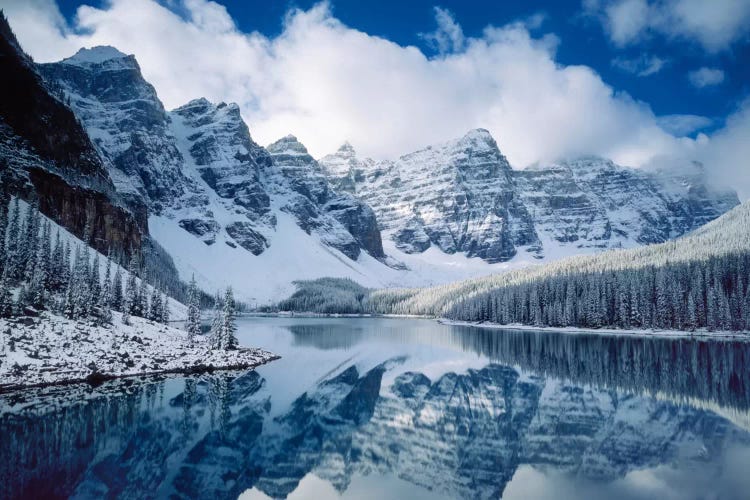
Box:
left=0, top=311, right=278, bottom=391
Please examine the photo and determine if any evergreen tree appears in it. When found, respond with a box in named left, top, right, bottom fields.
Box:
left=0, top=191, right=8, bottom=277
left=99, top=258, right=113, bottom=324
left=221, top=287, right=238, bottom=350
left=186, top=275, right=201, bottom=343
left=124, top=256, right=138, bottom=316
left=61, top=240, right=71, bottom=291
left=29, top=236, right=48, bottom=310
left=137, top=276, right=148, bottom=317
left=5, top=198, right=20, bottom=281
left=160, top=291, right=170, bottom=324
left=50, top=230, right=64, bottom=290
left=209, top=291, right=223, bottom=350
left=0, top=272, right=13, bottom=318
left=89, top=252, right=101, bottom=306
left=111, top=266, right=123, bottom=311
left=21, top=201, right=39, bottom=282
left=148, top=286, right=162, bottom=322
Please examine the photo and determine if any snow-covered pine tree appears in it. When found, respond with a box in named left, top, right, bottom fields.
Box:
left=0, top=191, right=8, bottom=277
left=124, top=255, right=138, bottom=316
left=148, top=286, right=162, bottom=322
left=5, top=198, right=20, bottom=282
left=209, top=291, right=223, bottom=350
left=21, top=201, right=39, bottom=282
left=111, top=265, right=123, bottom=311
left=89, top=252, right=101, bottom=307
left=50, top=230, right=63, bottom=290
left=29, top=232, right=48, bottom=310
left=98, top=257, right=113, bottom=324
left=138, top=276, right=148, bottom=318
left=160, top=291, right=170, bottom=324
left=186, top=274, right=201, bottom=343
left=221, top=287, right=238, bottom=350
left=0, top=272, right=12, bottom=318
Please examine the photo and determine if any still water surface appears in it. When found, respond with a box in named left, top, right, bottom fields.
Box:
left=2, top=317, right=750, bottom=499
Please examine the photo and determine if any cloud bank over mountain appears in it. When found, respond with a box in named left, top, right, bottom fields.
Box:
left=3, top=0, right=749, bottom=198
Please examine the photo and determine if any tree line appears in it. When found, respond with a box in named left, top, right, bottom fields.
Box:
left=444, top=252, right=750, bottom=332
left=0, top=194, right=169, bottom=325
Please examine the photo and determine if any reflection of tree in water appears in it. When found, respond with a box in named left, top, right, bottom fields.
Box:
left=207, top=374, right=232, bottom=436
left=0, top=381, right=152, bottom=499
left=181, top=378, right=197, bottom=440
left=448, top=326, right=750, bottom=410
left=288, top=323, right=366, bottom=350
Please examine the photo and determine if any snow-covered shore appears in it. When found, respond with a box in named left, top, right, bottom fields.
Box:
left=0, top=311, right=278, bottom=392
left=438, top=319, right=750, bottom=340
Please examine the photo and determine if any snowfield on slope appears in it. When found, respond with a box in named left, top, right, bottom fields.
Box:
left=0, top=311, right=278, bottom=391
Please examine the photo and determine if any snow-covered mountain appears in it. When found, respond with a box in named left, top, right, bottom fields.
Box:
left=30, top=39, right=740, bottom=301
left=320, top=131, right=739, bottom=263
left=39, top=48, right=394, bottom=302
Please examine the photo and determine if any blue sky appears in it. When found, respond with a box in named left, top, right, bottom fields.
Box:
left=3, top=0, right=750, bottom=197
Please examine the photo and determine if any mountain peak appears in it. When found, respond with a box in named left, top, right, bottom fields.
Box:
left=458, top=128, right=496, bottom=148
left=63, top=46, right=129, bottom=66
left=267, top=134, right=310, bottom=156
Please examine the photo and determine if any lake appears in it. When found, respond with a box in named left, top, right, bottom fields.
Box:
left=2, top=317, right=750, bottom=499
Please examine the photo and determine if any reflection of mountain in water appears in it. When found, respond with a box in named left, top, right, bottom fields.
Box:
left=289, top=321, right=750, bottom=412
left=2, top=324, right=750, bottom=499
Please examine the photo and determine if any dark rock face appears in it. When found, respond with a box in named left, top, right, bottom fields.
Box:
left=224, top=222, right=268, bottom=255
left=393, top=218, right=431, bottom=253
left=324, top=195, right=385, bottom=258
left=178, top=218, right=220, bottom=245
left=0, top=15, right=144, bottom=256
left=28, top=168, right=145, bottom=254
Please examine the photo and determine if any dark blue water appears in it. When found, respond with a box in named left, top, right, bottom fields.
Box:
left=2, top=317, right=750, bottom=499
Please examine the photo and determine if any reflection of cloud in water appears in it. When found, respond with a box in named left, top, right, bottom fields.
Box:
left=505, top=446, right=750, bottom=500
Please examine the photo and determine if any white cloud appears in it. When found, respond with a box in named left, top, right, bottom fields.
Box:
left=688, top=67, right=725, bottom=87
left=611, top=54, right=667, bottom=76
left=419, top=7, right=465, bottom=54
left=696, top=98, right=750, bottom=199
left=0, top=0, right=746, bottom=198
left=585, top=0, right=750, bottom=52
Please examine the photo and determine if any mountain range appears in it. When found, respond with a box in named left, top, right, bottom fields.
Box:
left=0, top=13, right=740, bottom=302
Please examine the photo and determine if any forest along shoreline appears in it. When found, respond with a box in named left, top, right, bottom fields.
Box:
left=437, top=319, right=750, bottom=340
left=242, top=312, right=750, bottom=340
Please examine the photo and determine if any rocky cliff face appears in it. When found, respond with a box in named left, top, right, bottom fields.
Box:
left=0, top=14, right=144, bottom=255
left=267, top=135, right=384, bottom=259
left=320, top=133, right=739, bottom=262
